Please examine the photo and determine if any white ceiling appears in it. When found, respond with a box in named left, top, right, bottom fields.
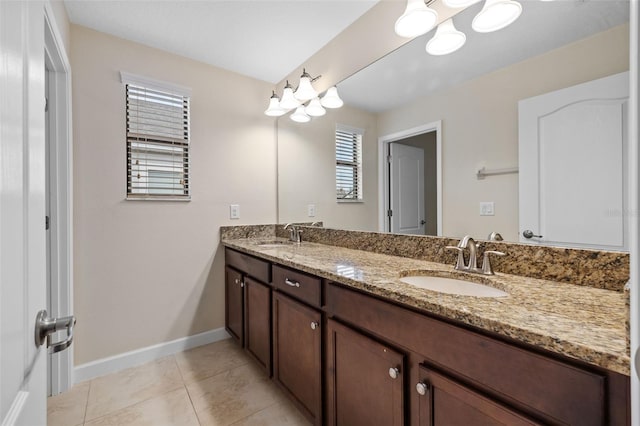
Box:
left=339, top=0, right=630, bottom=112
left=64, top=0, right=380, bottom=84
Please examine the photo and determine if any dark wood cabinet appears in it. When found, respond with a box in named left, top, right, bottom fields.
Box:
left=273, top=291, right=322, bottom=425
left=225, top=266, right=244, bottom=345
left=417, top=365, right=541, bottom=426
left=244, top=277, right=271, bottom=373
left=326, top=319, right=405, bottom=426
left=225, top=249, right=272, bottom=375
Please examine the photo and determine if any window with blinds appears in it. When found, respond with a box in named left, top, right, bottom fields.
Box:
left=126, top=83, right=190, bottom=199
left=336, top=126, right=363, bottom=201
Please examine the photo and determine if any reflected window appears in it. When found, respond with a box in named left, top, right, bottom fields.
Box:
left=336, top=124, right=363, bottom=201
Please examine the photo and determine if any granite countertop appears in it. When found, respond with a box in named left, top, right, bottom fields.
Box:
left=222, top=238, right=630, bottom=376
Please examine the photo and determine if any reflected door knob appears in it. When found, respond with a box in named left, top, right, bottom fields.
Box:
left=310, top=321, right=319, bottom=330
left=523, top=230, right=543, bottom=239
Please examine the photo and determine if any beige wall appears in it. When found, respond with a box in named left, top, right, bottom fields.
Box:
left=71, top=25, right=277, bottom=365
left=377, top=24, right=629, bottom=242
left=278, top=105, right=378, bottom=231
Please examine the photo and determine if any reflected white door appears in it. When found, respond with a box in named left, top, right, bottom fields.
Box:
left=1, top=1, right=48, bottom=425
left=390, top=143, right=425, bottom=235
left=519, top=72, right=629, bottom=250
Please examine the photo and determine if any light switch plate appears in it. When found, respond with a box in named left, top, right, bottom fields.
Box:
left=230, top=204, right=240, bottom=219
left=480, top=202, right=494, bottom=216
left=308, top=204, right=316, bottom=217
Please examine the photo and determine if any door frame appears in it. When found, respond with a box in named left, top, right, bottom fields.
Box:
left=378, top=121, right=442, bottom=235
left=44, top=3, right=74, bottom=395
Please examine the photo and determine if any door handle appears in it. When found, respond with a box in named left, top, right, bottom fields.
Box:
left=522, top=230, right=543, bottom=239
left=34, top=310, right=76, bottom=353
left=420, top=220, right=426, bottom=225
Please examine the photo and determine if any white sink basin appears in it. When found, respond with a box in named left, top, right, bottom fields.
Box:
left=400, top=275, right=508, bottom=298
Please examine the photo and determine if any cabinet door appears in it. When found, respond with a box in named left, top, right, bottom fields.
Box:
left=417, top=365, right=541, bottom=426
left=327, top=319, right=405, bottom=426
left=225, top=266, right=244, bottom=345
left=244, top=277, right=271, bottom=375
left=273, top=292, right=322, bottom=425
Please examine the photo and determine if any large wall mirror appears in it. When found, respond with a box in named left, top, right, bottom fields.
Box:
left=277, top=0, right=630, bottom=248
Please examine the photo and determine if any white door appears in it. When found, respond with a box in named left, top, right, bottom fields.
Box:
left=390, top=143, right=425, bottom=235
left=1, top=1, right=47, bottom=425
left=519, top=72, right=629, bottom=251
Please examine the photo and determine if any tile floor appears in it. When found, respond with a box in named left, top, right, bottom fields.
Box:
left=47, top=339, right=311, bottom=426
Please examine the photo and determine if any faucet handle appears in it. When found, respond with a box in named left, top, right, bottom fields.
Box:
left=446, top=246, right=466, bottom=270
left=482, top=250, right=506, bottom=275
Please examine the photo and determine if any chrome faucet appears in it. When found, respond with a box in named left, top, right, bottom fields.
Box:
left=283, top=223, right=302, bottom=243
left=446, top=235, right=505, bottom=275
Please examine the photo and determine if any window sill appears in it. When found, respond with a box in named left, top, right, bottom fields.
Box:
left=337, top=199, right=364, bottom=204
left=126, top=196, right=191, bottom=202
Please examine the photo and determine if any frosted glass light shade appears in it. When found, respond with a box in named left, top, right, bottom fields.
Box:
left=320, top=86, right=344, bottom=109
left=290, top=106, right=311, bottom=123
left=294, top=70, right=318, bottom=101
left=395, top=0, right=438, bottom=38
left=264, top=92, right=286, bottom=117
left=443, top=0, right=481, bottom=8
left=279, top=81, right=300, bottom=110
left=426, top=19, right=466, bottom=56
left=305, top=98, right=326, bottom=117
left=472, top=0, right=522, bottom=33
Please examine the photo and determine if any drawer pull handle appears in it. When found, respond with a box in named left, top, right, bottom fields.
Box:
left=310, top=321, right=319, bottom=330
left=416, top=382, right=430, bottom=396
left=285, top=278, right=300, bottom=288
left=388, top=367, right=400, bottom=379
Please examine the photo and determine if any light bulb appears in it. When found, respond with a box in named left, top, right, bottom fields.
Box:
left=394, top=0, right=438, bottom=38
left=426, top=19, right=466, bottom=56
left=290, top=106, right=311, bottom=123
left=305, top=98, right=326, bottom=117
left=320, top=86, right=344, bottom=109
left=472, top=0, right=522, bottom=33
left=279, top=80, right=300, bottom=110
left=294, top=69, right=318, bottom=102
left=264, top=91, right=286, bottom=117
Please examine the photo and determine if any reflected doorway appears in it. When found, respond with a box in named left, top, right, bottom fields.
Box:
left=379, top=122, right=442, bottom=236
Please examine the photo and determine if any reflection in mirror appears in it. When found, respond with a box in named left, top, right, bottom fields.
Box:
left=277, top=0, right=630, bottom=247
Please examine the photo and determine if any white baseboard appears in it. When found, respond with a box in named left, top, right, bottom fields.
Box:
left=74, top=327, right=230, bottom=383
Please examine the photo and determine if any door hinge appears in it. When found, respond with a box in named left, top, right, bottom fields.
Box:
left=45, top=97, right=48, bottom=112
left=387, top=209, right=393, bottom=217
left=387, top=154, right=392, bottom=163
left=45, top=215, right=50, bottom=230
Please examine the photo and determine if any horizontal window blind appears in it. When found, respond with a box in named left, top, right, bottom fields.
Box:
left=336, top=127, right=363, bottom=200
left=126, top=84, right=190, bottom=199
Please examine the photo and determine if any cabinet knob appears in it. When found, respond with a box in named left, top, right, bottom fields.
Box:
left=310, top=321, right=319, bottom=330
left=234, top=278, right=239, bottom=284
left=388, top=367, right=400, bottom=379
left=416, top=382, right=430, bottom=396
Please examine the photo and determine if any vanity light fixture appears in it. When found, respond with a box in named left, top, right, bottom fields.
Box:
left=263, top=70, right=342, bottom=122
left=279, top=80, right=300, bottom=110
left=264, top=91, right=287, bottom=117
left=290, top=106, right=311, bottom=123
left=305, top=97, right=326, bottom=117
left=395, top=0, right=438, bottom=38
left=426, top=19, right=466, bottom=55
left=320, top=86, right=344, bottom=109
left=472, top=0, right=522, bottom=33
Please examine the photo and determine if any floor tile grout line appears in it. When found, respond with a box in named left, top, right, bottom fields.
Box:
left=82, top=380, right=92, bottom=426
left=183, top=382, right=203, bottom=426
left=228, top=401, right=281, bottom=426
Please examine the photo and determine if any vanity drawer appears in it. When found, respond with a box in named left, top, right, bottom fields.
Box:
left=273, top=264, right=322, bottom=308
left=225, top=248, right=271, bottom=283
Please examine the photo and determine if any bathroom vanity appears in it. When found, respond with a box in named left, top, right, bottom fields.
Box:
left=222, top=227, right=630, bottom=426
